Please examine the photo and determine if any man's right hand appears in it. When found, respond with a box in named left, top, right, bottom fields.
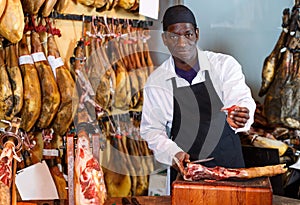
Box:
left=172, top=151, right=190, bottom=174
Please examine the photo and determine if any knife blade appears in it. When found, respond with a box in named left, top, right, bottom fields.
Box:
left=188, top=157, right=214, bottom=164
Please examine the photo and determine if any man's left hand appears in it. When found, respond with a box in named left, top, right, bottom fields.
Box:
left=222, top=106, right=250, bottom=128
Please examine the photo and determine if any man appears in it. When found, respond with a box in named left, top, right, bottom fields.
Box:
left=140, top=5, right=256, bottom=183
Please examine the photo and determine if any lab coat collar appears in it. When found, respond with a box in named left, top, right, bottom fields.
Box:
left=164, top=48, right=210, bottom=80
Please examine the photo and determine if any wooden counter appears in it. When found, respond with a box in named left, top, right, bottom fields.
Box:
left=104, top=196, right=170, bottom=205
left=103, top=195, right=300, bottom=205
left=17, top=195, right=300, bottom=205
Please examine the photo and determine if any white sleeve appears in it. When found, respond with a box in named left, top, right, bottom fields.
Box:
left=140, top=85, right=183, bottom=166
left=220, top=56, right=256, bottom=133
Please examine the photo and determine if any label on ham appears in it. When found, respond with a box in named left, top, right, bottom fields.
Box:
left=19, top=55, right=34, bottom=65
left=47, top=56, right=64, bottom=78
left=43, top=149, right=59, bottom=157
left=47, top=56, right=64, bottom=69
left=56, top=57, right=64, bottom=67
left=31, top=52, right=47, bottom=62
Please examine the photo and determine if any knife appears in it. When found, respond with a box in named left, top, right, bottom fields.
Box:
left=188, top=157, right=214, bottom=164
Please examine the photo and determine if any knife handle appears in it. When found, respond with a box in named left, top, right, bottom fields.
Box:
left=122, top=197, right=132, bottom=205
left=131, top=197, right=142, bottom=205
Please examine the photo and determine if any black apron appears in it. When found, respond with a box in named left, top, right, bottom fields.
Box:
left=170, top=70, right=245, bottom=183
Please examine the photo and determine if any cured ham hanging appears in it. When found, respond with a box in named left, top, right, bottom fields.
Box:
left=47, top=30, right=78, bottom=136
left=259, top=8, right=290, bottom=97
left=0, top=12, right=155, bottom=203
left=74, top=106, right=107, bottom=204
left=31, top=30, right=61, bottom=129
left=6, top=44, right=24, bottom=118
left=0, top=0, right=6, bottom=20
left=0, top=117, right=22, bottom=205
left=260, top=2, right=300, bottom=129
left=68, top=17, right=155, bottom=199
left=0, top=0, right=24, bottom=43
left=0, top=39, right=14, bottom=121
left=74, top=126, right=107, bottom=205
left=18, top=35, right=42, bottom=132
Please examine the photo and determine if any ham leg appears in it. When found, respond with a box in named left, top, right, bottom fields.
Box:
left=47, top=34, right=78, bottom=136
left=0, top=117, right=22, bottom=205
left=0, top=40, right=14, bottom=121
left=31, top=31, right=61, bottom=129
left=74, top=122, right=106, bottom=205
left=21, top=0, right=45, bottom=15
left=258, top=9, right=290, bottom=97
left=0, top=0, right=24, bottom=43
left=0, top=0, right=6, bottom=19
left=95, top=39, right=113, bottom=112
left=118, top=32, right=140, bottom=108
left=6, top=44, right=24, bottom=117
left=41, top=0, right=57, bottom=17
left=0, top=141, right=15, bottom=205
left=18, top=35, right=42, bottom=132
left=183, top=163, right=287, bottom=181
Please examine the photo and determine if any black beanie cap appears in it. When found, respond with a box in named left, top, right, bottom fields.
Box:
left=162, top=5, right=197, bottom=31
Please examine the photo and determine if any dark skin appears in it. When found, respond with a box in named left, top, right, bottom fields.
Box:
left=162, top=23, right=199, bottom=71
left=162, top=23, right=250, bottom=171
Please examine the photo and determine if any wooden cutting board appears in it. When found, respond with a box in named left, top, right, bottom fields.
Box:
left=172, top=177, right=272, bottom=205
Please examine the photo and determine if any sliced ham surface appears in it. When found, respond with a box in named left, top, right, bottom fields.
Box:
left=183, top=163, right=287, bottom=181
left=75, top=126, right=106, bottom=205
